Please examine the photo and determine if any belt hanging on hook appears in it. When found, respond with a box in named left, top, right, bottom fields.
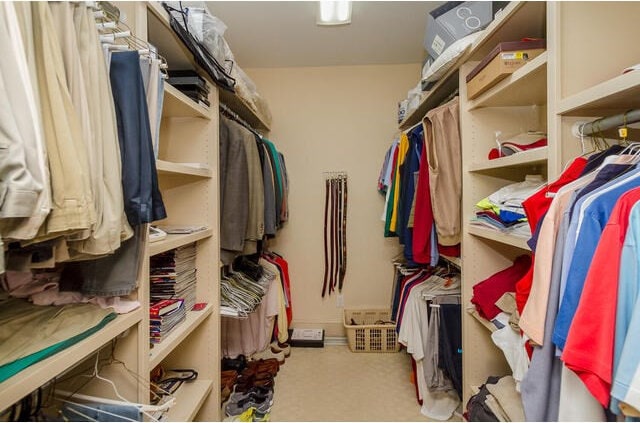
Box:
left=322, top=172, right=348, bottom=297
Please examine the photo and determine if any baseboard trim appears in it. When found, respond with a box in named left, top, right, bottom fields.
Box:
left=324, top=336, right=348, bottom=346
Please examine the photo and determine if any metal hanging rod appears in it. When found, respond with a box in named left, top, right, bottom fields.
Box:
left=573, top=108, right=640, bottom=138
left=219, top=103, right=263, bottom=139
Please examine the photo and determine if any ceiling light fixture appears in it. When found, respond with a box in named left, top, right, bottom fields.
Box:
left=317, top=0, right=352, bottom=26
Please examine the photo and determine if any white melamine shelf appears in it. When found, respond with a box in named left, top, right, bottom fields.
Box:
left=150, top=304, right=214, bottom=368
left=467, top=226, right=531, bottom=251
left=148, top=229, right=213, bottom=257
left=0, top=309, right=143, bottom=408
left=467, top=52, right=548, bottom=110
left=400, top=1, right=546, bottom=130
left=166, top=379, right=213, bottom=422
left=147, top=1, right=270, bottom=132
left=156, top=160, right=212, bottom=178
left=469, top=146, right=548, bottom=172
left=558, top=70, right=640, bottom=116
left=163, top=83, right=211, bottom=120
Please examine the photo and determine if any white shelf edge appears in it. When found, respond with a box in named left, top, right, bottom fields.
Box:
left=467, top=226, right=531, bottom=251
left=0, top=309, right=143, bottom=409
left=148, top=229, right=213, bottom=257
left=150, top=304, right=214, bottom=368
left=166, top=379, right=213, bottom=421
left=468, top=146, right=548, bottom=172
left=156, top=160, right=213, bottom=178
left=163, top=83, right=212, bottom=120
left=558, top=70, right=640, bottom=115
left=468, top=51, right=548, bottom=110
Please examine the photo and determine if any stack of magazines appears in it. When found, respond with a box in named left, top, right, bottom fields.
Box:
left=150, top=243, right=198, bottom=313
left=149, top=299, right=186, bottom=344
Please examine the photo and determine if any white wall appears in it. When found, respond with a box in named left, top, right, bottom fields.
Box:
left=247, top=64, right=420, bottom=336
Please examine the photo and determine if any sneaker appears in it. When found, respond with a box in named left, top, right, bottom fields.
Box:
left=230, top=386, right=274, bottom=405
left=225, top=393, right=272, bottom=417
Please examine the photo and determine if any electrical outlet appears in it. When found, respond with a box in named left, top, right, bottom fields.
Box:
left=336, top=293, right=344, bottom=308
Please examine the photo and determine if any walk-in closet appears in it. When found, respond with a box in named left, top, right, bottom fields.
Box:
left=1, top=1, right=640, bottom=422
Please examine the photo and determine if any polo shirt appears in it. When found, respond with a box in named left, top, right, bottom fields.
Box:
left=519, top=173, right=595, bottom=346
left=611, top=203, right=640, bottom=413
left=553, top=169, right=640, bottom=351
left=522, top=157, right=587, bottom=235
left=561, top=188, right=640, bottom=407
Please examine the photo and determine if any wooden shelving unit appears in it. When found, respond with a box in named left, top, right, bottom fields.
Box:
left=166, top=379, right=214, bottom=422
left=468, top=146, right=548, bottom=173
left=148, top=229, right=214, bottom=257
left=150, top=304, right=214, bottom=368
left=467, top=226, right=531, bottom=251
left=467, top=52, right=548, bottom=110
left=557, top=71, right=640, bottom=117
left=0, top=309, right=143, bottom=409
left=156, top=160, right=213, bottom=178
left=163, top=83, right=212, bottom=120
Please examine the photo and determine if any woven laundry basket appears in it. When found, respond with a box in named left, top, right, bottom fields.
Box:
left=343, top=309, right=400, bottom=353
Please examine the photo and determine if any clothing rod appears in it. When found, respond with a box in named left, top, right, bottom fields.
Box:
left=573, top=108, right=640, bottom=138
left=219, top=103, right=262, bottom=138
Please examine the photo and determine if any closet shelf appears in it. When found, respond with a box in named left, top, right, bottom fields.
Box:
left=165, top=379, right=213, bottom=421
left=163, top=84, right=212, bottom=120
left=441, top=255, right=462, bottom=268
left=467, top=52, right=547, bottom=110
left=150, top=304, right=214, bottom=368
left=557, top=70, right=640, bottom=116
left=399, top=1, right=546, bottom=130
left=467, top=226, right=531, bottom=251
left=156, top=160, right=213, bottom=178
left=148, top=229, right=213, bottom=257
left=146, top=1, right=271, bottom=132
left=468, top=146, right=548, bottom=172
left=0, top=309, right=143, bottom=409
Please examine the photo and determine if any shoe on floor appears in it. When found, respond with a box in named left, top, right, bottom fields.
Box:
left=225, top=393, right=272, bottom=417
left=270, top=341, right=291, bottom=358
left=250, top=346, right=285, bottom=364
left=230, top=386, right=274, bottom=405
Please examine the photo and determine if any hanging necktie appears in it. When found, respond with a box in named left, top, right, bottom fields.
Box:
left=338, top=175, right=348, bottom=291
left=322, top=178, right=330, bottom=297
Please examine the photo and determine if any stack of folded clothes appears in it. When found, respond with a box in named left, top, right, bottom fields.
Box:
left=470, top=175, right=546, bottom=238
left=167, top=70, right=210, bottom=108
left=488, top=132, right=547, bottom=160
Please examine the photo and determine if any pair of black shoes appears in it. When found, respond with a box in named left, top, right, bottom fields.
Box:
left=222, top=355, right=247, bottom=373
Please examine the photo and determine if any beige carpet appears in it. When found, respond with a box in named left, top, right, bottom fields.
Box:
left=269, top=345, right=460, bottom=422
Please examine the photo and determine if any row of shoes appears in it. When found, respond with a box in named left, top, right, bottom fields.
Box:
left=221, top=342, right=291, bottom=421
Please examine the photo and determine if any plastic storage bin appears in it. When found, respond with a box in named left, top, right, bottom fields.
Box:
left=343, top=309, right=400, bottom=353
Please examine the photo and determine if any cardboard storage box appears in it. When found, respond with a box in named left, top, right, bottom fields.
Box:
left=424, top=1, right=509, bottom=59
left=466, top=39, right=546, bottom=99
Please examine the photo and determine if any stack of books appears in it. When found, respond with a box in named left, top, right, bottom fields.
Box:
left=167, top=70, right=210, bottom=108
left=149, top=243, right=198, bottom=313
left=149, top=299, right=186, bottom=344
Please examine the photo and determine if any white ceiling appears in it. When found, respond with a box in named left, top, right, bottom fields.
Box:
left=205, top=1, right=444, bottom=68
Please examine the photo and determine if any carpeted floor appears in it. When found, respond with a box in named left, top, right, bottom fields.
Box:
left=269, top=345, right=461, bottom=421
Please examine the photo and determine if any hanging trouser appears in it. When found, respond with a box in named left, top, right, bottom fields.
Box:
left=109, top=51, right=166, bottom=227
left=438, top=303, right=462, bottom=399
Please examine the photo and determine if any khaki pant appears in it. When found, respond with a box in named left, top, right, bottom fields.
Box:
left=0, top=3, right=49, bottom=243
left=32, top=2, right=94, bottom=235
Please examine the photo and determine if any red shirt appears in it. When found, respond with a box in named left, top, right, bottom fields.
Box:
left=562, top=187, right=640, bottom=406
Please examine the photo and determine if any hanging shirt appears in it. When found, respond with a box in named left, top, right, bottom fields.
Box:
left=389, top=132, right=410, bottom=233
left=562, top=188, right=640, bottom=407
left=554, top=168, right=640, bottom=351
left=611, top=203, right=640, bottom=414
